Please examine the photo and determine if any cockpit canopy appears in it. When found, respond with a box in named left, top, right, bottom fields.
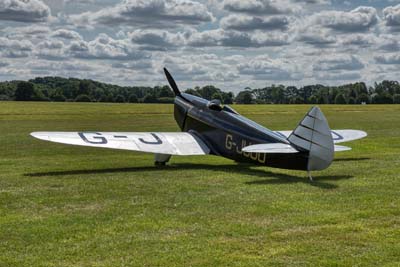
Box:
left=207, top=99, right=223, bottom=111
left=180, top=92, right=239, bottom=114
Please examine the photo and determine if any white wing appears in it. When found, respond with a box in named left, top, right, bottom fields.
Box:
left=31, top=132, right=210, bottom=155
left=275, top=129, right=367, bottom=144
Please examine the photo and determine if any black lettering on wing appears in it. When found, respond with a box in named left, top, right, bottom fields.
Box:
left=78, top=132, right=108, bottom=144
left=331, top=131, right=344, bottom=141
left=139, top=133, right=163, bottom=145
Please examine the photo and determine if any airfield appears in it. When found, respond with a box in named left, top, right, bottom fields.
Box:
left=1, top=102, right=399, bottom=266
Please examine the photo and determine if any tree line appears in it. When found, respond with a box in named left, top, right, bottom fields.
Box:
left=0, top=76, right=399, bottom=104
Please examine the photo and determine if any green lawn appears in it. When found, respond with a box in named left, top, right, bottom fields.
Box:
left=1, top=102, right=399, bottom=266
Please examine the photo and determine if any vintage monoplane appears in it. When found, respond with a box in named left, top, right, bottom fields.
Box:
left=31, top=68, right=367, bottom=180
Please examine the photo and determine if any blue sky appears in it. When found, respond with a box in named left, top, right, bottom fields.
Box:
left=0, top=0, right=399, bottom=92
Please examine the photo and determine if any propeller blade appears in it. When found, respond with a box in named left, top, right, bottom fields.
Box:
left=164, top=68, right=181, bottom=97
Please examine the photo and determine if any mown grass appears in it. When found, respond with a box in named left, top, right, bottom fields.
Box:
left=0, top=102, right=399, bottom=266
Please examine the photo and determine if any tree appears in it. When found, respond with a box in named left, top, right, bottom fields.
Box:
left=92, top=88, right=105, bottom=101
left=75, top=94, right=92, bottom=102
left=372, top=93, right=393, bottom=104
left=357, top=93, right=370, bottom=104
left=99, top=94, right=114, bottom=103
left=211, top=92, right=223, bottom=102
left=308, top=95, right=318, bottom=104
left=222, top=92, right=234, bottom=104
left=374, top=80, right=400, bottom=95
left=235, top=91, right=254, bottom=104
left=317, top=95, right=326, bottom=104
left=0, top=94, right=10, bottom=101
left=289, top=96, right=304, bottom=104
left=198, top=85, right=220, bottom=100
left=15, top=81, right=35, bottom=101
left=335, top=94, right=347, bottom=104
left=115, top=94, right=126, bottom=103
left=128, top=94, right=138, bottom=103
left=52, top=93, right=66, bottom=102
left=142, top=94, right=157, bottom=103
left=157, top=97, right=174, bottom=103
left=78, top=80, right=94, bottom=96
left=393, top=94, right=400, bottom=104
left=158, top=86, right=174, bottom=97
left=348, top=97, right=356, bottom=104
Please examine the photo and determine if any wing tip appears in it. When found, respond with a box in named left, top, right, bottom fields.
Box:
left=30, top=132, right=49, bottom=141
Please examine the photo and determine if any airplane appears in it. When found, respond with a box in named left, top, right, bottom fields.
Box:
left=31, top=68, right=367, bottom=181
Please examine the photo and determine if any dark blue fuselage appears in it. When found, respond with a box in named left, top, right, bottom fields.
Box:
left=174, top=93, right=309, bottom=170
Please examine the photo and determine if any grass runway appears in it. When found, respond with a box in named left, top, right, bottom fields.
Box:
left=1, top=102, right=399, bottom=266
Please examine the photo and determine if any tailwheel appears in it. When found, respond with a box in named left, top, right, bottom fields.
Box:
left=308, top=171, right=313, bottom=182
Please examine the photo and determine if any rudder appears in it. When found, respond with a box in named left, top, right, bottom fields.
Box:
left=288, top=106, right=334, bottom=171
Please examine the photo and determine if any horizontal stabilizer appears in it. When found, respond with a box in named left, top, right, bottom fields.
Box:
left=334, top=145, right=351, bottom=152
left=242, top=144, right=351, bottom=153
left=331, top=130, right=367, bottom=143
left=276, top=129, right=367, bottom=144
left=242, top=143, right=299, bottom=153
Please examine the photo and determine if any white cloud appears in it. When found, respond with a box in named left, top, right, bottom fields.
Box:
left=68, top=33, right=146, bottom=60
left=0, top=37, right=33, bottom=58
left=238, top=55, right=302, bottom=81
left=36, top=40, right=67, bottom=60
left=51, top=29, right=82, bottom=40
left=315, top=71, right=362, bottom=81
left=0, top=0, right=51, bottom=22
left=220, top=14, right=290, bottom=31
left=377, top=34, right=400, bottom=51
left=70, top=0, right=214, bottom=28
left=375, top=53, right=400, bottom=64
left=297, top=27, right=336, bottom=47
left=292, top=0, right=329, bottom=4
left=339, top=34, right=376, bottom=48
left=187, top=29, right=291, bottom=47
left=0, top=62, right=9, bottom=68
left=223, top=0, right=299, bottom=15
left=312, top=6, right=378, bottom=32
left=313, top=55, right=364, bottom=71
left=383, top=4, right=400, bottom=31
left=0, top=25, right=51, bottom=42
left=129, top=29, right=185, bottom=51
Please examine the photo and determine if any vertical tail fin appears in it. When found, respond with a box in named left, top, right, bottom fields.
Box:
left=288, top=106, right=334, bottom=171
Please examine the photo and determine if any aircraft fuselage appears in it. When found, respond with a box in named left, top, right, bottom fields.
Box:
left=174, top=93, right=309, bottom=170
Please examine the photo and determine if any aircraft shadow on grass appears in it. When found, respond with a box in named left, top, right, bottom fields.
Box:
left=333, top=157, right=370, bottom=162
left=25, top=162, right=358, bottom=190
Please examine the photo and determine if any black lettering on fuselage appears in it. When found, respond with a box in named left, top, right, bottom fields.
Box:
left=139, top=133, right=163, bottom=145
left=78, top=132, right=108, bottom=144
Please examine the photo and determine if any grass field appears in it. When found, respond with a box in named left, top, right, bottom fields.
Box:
left=1, top=102, right=399, bottom=266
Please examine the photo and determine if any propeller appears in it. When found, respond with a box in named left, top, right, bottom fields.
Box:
left=163, top=68, right=181, bottom=97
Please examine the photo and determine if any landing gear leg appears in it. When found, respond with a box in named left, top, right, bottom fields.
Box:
left=154, top=154, right=171, bottom=167
left=308, top=171, right=313, bottom=182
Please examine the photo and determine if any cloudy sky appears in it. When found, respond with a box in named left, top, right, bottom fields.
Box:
left=0, top=0, right=399, bottom=92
